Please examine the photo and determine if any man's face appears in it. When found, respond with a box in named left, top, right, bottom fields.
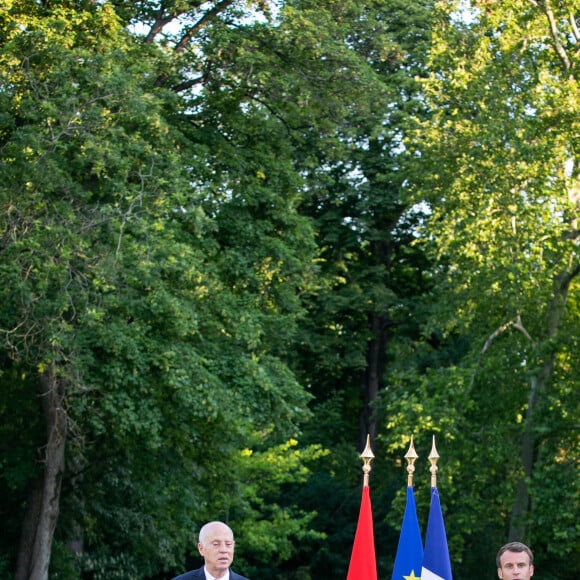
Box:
left=498, top=550, right=534, bottom=580
left=198, top=523, right=235, bottom=578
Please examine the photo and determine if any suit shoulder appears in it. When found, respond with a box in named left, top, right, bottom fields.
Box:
left=170, top=568, right=203, bottom=580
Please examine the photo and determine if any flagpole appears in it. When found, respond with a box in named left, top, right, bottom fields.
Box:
left=346, top=434, right=377, bottom=580
left=428, top=435, right=439, bottom=488
left=392, top=437, right=423, bottom=580
left=421, top=435, right=453, bottom=580
left=361, top=434, right=375, bottom=487
left=405, top=435, right=418, bottom=487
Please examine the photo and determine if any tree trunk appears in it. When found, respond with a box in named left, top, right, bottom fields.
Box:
left=14, top=366, right=67, bottom=580
left=508, top=375, right=542, bottom=541
left=359, top=311, right=388, bottom=451
left=508, top=264, right=579, bottom=540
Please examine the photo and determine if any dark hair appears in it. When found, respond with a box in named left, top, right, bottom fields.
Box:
left=496, top=542, right=534, bottom=568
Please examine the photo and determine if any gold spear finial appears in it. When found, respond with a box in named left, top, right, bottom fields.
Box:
left=405, top=435, right=419, bottom=487
left=428, top=435, right=440, bottom=488
left=360, top=434, right=375, bottom=487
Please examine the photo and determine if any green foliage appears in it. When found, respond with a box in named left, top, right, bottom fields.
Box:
left=380, top=0, right=580, bottom=577
left=228, top=439, right=329, bottom=574
left=1, top=0, right=322, bottom=577
left=1, top=0, right=578, bottom=578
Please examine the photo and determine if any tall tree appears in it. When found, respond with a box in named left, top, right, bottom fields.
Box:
left=0, top=1, right=321, bottom=577
left=384, top=0, right=579, bottom=576
left=286, top=0, right=437, bottom=448
left=273, top=0, right=439, bottom=576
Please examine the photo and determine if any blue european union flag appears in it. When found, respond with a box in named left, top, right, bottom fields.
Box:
left=421, top=487, right=453, bottom=580
left=392, top=486, right=423, bottom=580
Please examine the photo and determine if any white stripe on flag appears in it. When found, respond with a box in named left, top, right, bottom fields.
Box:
left=421, top=568, right=446, bottom=580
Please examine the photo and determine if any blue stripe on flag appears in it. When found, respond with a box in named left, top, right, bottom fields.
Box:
left=421, top=487, right=452, bottom=580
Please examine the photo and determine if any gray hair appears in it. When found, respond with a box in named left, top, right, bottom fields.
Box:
left=198, top=521, right=234, bottom=545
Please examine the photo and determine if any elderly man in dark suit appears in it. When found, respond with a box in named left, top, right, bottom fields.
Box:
left=172, top=521, right=250, bottom=580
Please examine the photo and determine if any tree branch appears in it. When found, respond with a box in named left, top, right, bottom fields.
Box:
left=469, top=313, right=534, bottom=389
left=480, top=312, right=534, bottom=355
left=175, top=0, right=236, bottom=54
left=538, top=0, right=572, bottom=71
left=172, top=75, right=205, bottom=92
left=145, top=13, right=179, bottom=44
left=144, top=0, right=207, bottom=44
left=571, top=11, right=580, bottom=42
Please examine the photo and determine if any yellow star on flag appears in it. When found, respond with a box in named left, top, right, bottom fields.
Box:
left=403, top=571, right=420, bottom=580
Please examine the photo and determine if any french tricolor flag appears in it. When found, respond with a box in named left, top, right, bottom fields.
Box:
left=421, top=487, right=453, bottom=580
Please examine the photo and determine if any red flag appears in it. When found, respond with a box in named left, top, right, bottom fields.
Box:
left=346, top=485, right=377, bottom=580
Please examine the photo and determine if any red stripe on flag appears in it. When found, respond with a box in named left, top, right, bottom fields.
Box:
left=346, top=485, right=377, bottom=580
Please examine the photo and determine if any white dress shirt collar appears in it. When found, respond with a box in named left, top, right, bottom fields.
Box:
left=204, top=566, right=230, bottom=580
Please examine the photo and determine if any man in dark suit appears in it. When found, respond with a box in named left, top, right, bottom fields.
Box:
left=172, top=521, right=250, bottom=580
